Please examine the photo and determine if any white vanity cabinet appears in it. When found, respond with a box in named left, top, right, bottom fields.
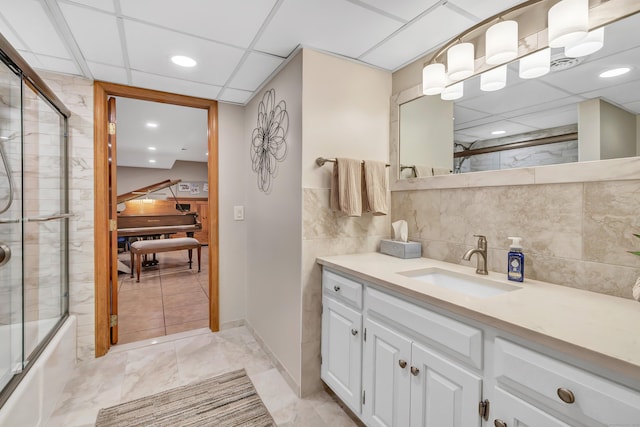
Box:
left=362, top=287, right=482, bottom=427
left=320, top=266, right=640, bottom=427
left=320, top=270, right=364, bottom=415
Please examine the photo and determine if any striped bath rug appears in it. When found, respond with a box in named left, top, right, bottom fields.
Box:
left=95, top=369, right=276, bottom=427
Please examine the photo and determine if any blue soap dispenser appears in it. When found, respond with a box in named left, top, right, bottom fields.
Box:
left=507, top=237, right=524, bottom=282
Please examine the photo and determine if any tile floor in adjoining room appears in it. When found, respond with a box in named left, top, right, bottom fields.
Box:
left=117, top=246, right=210, bottom=344
left=46, top=326, right=358, bottom=427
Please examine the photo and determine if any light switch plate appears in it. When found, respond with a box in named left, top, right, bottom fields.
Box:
left=233, top=205, right=244, bottom=221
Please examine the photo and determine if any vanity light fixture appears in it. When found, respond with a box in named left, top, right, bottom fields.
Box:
left=548, top=0, right=589, bottom=48
left=481, top=65, right=507, bottom=92
left=441, top=81, right=464, bottom=101
left=447, top=43, right=475, bottom=81
left=519, top=48, right=551, bottom=79
left=599, top=67, right=631, bottom=78
left=486, top=20, right=518, bottom=65
left=146, top=122, right=158, bottom=128
left=171, top=55, right=197, bottom=67
left=565, top=27, right=605, bottom=57
left=422, top=63, right=447, bottom=95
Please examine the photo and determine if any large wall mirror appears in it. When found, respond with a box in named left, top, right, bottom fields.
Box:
left=399, top=9, right=640, bottom=180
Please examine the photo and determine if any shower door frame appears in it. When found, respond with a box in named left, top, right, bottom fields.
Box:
left=93, top=81, right=220, bottom=357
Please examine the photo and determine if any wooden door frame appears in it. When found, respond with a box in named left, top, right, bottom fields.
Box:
left=93, top=81, right=219, bottom=357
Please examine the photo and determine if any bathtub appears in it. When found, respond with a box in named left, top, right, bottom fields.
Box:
left=0, top=315, right=76, bottom=427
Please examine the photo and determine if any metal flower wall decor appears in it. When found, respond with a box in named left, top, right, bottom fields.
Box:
left=251, top=88, right=289, bottom=193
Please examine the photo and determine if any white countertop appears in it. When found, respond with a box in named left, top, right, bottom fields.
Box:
left=317, top=253, right=640, bottom=382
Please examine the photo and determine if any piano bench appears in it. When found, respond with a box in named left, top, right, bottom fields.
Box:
left=129, top=237, right=201, bottom=282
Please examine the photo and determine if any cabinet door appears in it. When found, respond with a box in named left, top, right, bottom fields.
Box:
left=195, top=201, right=208, bottom=244
left=410, top=342, right=482, bottom=427
left=321, top=296, right=362, bottom=414
left=492, top=387, right=572, bottom=427
left=362, top=317, right=411, bottom=427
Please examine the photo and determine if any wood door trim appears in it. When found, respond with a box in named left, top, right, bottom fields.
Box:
left=93, top=81, right=219, bottom=357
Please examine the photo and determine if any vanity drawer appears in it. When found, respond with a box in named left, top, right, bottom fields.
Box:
left=366, top=286, right=482, bottom=369
left=322, top=269, right=363, bottom=309
left=494, top=338, right=640, bottom=425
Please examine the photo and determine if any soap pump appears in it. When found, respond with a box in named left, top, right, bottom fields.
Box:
left=507, top=237, right=524, bottom=282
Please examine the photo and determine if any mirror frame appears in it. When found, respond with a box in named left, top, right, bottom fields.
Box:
left=390, top=1, right=640, bottom=192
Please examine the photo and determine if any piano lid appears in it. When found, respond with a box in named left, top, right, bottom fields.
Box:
left=117, top=179, right=182, bottom=204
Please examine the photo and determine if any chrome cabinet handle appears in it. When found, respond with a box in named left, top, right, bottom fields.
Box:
left=494, top=420, right=507, bottom=427
left=398, top=360, right=407, bottom=369
left=557, top=387, right=575, bottom=404
left=333, top=285, right=340, bottom=292
left=410, top=366, right=419, bottom=376
left=351, top=329, right=358, bottom=336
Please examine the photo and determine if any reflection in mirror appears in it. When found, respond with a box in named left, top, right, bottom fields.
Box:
left=399, top=11, right=640, bottom=178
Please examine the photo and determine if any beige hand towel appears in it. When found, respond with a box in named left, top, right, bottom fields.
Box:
left=363, top=160, right=388, bottom=216
left=330, top=158, right=362, bottom=216
left=413, top=165, right=433, bottom=177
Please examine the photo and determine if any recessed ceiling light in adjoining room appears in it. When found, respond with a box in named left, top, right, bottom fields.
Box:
left=492, top=130, right=506, bottom=135
left=147, top=146, right=156, bottom=151
left=146, top=122, right=158, bottom=128
left=171, top=55, right=197, bottom=68
left=148, top=159, right=156, bottom=163
left=599, top=67, right=631, bottom=78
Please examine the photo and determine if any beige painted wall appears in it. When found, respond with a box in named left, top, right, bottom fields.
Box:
left=245, top=52, right=303, bottom=389
left=600, top=100, right=636, bottom=160
left=300, top=49, right=391, bottom=396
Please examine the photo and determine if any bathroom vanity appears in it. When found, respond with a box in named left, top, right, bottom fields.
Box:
left=317, top=253, right=640, bottom=427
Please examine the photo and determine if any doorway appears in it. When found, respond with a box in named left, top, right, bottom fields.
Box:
left=93, top=81, right=219, bottom=357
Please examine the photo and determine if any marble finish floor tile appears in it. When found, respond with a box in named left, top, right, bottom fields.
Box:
left=45, top=327, right=358, bottom=427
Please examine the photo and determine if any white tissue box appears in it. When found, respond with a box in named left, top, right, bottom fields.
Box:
left=380, top=239, right=422, bottom=259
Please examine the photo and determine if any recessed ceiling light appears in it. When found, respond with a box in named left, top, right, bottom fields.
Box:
left=599, top=67, right=631, bottom=78
left=492, top=130, right=506, bottom=135
left=0, top=136, right=8, bottom=140
left=146, top=122, right=158, bottom=128
left=149, top=159, right=156, bottom=163
left=147, top=146, right=156, bottom=151
left=171, top=55, right=197, bottom=67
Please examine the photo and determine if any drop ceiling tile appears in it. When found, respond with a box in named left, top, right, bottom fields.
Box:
left=119, top=0, right=277, bottom=48
left=255, top=0, right=403, bottom=58
left=218, top=88, right=253, bottom=104
left=357, top=0, right=439, bottom=21
left=34, top=54, right=79, bottom=75
left=583, top=79, right=640, bottom=106
left=361, top=6, right=475, bottom=70
left=131, top=70, right=222, bottom=99
left=621, top=100, right=640, bottom=115
left=124, top=20, right=244, bottom=86
left=508, top=104, right=577, bottom=130
left=117, top=147, right=175, bottom=169
left=453, top=105, right=491, bottom=126
left=458, top=120, right=537, bottom=140
left=88, top=61, right=128, bottom=85
left=16, top=50, right=42, bottom=69
left=60, top=3, right=123, bottom=66
left=227, top=52, right=284, bottom=91
left=0, top=15, right=27, bottom=50
left=446, top=0, right=526, bottom=20
left=0, top=0, right=70, bottom=58
left=63, top=0, right=115, bottom=13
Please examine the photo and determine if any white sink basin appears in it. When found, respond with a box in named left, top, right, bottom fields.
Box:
left=397, top=268, right=521, bottom=298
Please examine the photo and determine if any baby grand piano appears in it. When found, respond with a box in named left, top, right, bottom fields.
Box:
left=117, top=179, right=202, bottom=240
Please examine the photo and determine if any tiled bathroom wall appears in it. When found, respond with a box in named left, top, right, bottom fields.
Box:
left=391, top=179, right=640, bottom=299
left=41, top=72, right=95, bottom=362
left=301, top=188, right=390, bottom=395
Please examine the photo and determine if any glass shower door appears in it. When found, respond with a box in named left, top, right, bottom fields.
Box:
left=0, top=56, right=23, bottom=391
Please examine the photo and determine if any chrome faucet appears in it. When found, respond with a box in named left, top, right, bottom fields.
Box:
left=463, top=234, right=488, bottom=275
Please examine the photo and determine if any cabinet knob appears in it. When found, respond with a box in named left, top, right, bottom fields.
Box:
left=351, top=329, right=358, bottom=336
left=398, top=360, right=407, bottom=369
left=410, top=366, right=419, bottom=376
left=557, top=387, right=575, bottom=404
left=494, top=420, right=507, bottom=427
left=333, top=285, right=340, bottom=292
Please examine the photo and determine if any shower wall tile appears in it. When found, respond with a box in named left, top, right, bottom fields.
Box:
left=392, top=179, right=640, bottom=299
left=42, top=71, right=95, bottom=362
